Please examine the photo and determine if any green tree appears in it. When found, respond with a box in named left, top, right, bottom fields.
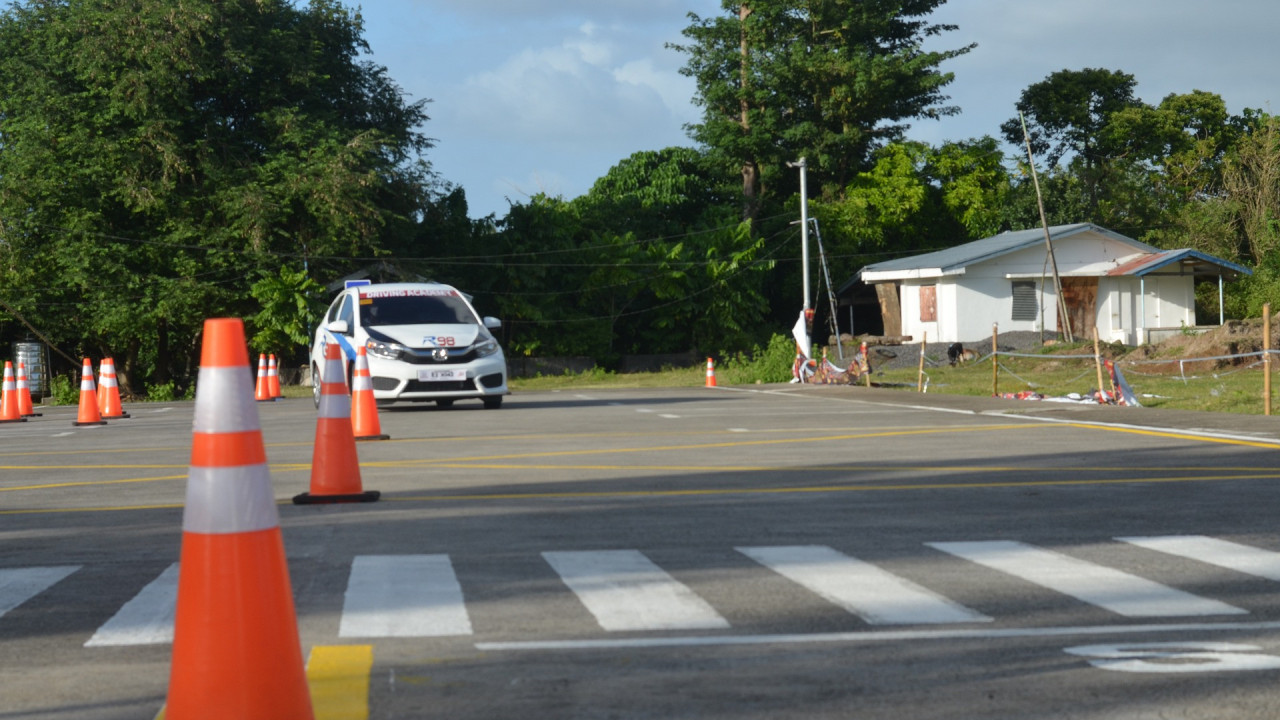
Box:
left=672, top=0, right=974, bottom=220
left=0, top=0, right=434, bottom=391
left=1001, top=68, right=1142, bottom=221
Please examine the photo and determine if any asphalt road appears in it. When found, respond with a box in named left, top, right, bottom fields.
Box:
left=4, top=384, right=1280, bottom=719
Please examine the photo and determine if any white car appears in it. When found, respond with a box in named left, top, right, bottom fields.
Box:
left=311, top=282, right=509, bottom=408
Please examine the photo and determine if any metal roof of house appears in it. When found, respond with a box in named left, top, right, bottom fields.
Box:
left=1105, top=248, right=1251, bottom=278
left=855, top=223, right=1156, bottom=284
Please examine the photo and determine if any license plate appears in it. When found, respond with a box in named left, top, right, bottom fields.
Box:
left=418, top=368, right=466, bottom=382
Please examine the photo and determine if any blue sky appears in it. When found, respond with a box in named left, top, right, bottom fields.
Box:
left=357, top=0, right=1280, bottom=219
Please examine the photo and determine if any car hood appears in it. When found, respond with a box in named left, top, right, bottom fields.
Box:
left=365, top=324, right=484, bottom=349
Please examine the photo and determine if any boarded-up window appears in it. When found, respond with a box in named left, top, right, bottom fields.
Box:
left=1011, top=281, right=1038, bottom=321
left=919, top=285, right=937, bottom=322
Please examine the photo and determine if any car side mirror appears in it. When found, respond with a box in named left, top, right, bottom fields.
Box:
left=326, top=319, right=350, bottom=335
left=483, top=317, right=502, bottom=330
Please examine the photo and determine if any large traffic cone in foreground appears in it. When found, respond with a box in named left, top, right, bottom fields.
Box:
left=704, top=357, right=717, bottom=387
left=350, top=346, right=389, bottom=441
left=72, top=359, right=106, bottom=426
left=267, top=354, right=282, bottom=399
left=97, top=358, right=130, bottom=419
left=293, top=343, right=379, bottom=504
left=0, top=362, right=26, bottom=423
left=16, top=363, right=39, bottom=417
left=254, top=353, right=272, bottom=402
left=165, top=318, right=313, bottom=720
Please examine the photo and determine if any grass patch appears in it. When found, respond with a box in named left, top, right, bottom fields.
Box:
left=878, top=353, right=1274, bottom=415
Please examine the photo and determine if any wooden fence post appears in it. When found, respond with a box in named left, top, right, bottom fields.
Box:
left=991, top=324, right=999, bottom=397
left=1265, top=303, right=1272, bottom=416
left=917, top=332, right=928, bottom=392
left=1092, top=327, right=1107, bottom=404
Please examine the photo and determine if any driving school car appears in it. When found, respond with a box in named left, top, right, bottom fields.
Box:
left=310, top=282, right=509, bottom=408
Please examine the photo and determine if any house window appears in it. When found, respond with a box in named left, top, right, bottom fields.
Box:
left=1011, top=281, right=1038, bottom=321
left=919, top=285, right=937, bottom=322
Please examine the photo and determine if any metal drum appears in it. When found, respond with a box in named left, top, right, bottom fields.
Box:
left=12, top=341, right=49, bottom=400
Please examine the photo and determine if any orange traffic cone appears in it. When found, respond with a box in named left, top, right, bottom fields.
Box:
left=72, top=359, right=106, bottom=426
left=267, top=354, right=282, bottom=399
left=254, top=353, right=272, bottom=402
left=165, top=318, right=313, bottom=720
left=705, top=357, right=717, bottom=387
left=97, top=358, right=130, bottom=419
left=16, top=362, right=39, bottom=417
left=0, top=362, right=26, bottom=423
left=293, top=342, right=379, bottom=504
left=351, top=346, right=389, bottom=441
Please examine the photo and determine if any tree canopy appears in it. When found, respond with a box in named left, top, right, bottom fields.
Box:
left=0, top=0, right=436, bottom=391
left=672, top=0, right=974, bottom=219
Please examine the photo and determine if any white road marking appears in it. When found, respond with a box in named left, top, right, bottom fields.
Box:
left=1119, top=535, right=1280, bottom=581
left=0, top=566, right=79, bottom=619
left=739, top=545, right=990, bottom=625
left=543, top=550, right=729, bottom=631
left=85, top=563, right=177, bottom=646
left=476, top=619, right=1280, bottom=652
left=929, top=541, right=1246, bottom=617
left=339, top=555, right=472, bottom=637
left=1065, top=641, right=1280, bottom=673
left=659, top=414, right=680, bottom=419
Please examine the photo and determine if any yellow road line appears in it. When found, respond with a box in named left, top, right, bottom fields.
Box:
left=385, top=471, right=1280, bottom=503
left=1071, top=423, right=1280, bottom=449
left=153, top=644, right=373, bottom=720
left=308, top=645, right=374, bottom=720
left=365, top=424, right=1049, bottom=468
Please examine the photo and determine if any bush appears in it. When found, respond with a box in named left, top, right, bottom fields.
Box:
left=48, top=373, right=78, bottom=405
left=719, top=333, right=797, bottom=384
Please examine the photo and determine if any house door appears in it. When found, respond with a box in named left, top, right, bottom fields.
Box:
left=1057, top=277, right=1098, bottom=339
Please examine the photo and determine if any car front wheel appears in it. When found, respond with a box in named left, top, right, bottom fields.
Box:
left=312, top=364, right=321, bottom=408
left=483, top=396, right=503, bottom=409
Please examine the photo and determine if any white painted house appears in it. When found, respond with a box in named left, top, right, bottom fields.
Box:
left=853, top=224, right=1250, bottom=345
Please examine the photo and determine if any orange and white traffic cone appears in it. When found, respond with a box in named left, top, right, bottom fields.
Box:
left=97, top=358, right=130, bottom=419
left=293, top=342, right=379, bottom=504
left=705, top=357, right=717, bottom=387
left=267, top=354, right=282, bottom=399
left=254, top=353, right=272, bottom=402
left=351, top=346, right=389, bottom=441
left=16, top=362, right=39, bottom=417
left=72, top=359, right=106, bottom=427
left=0, top=362, right=26, bottom=424
left=165, top=317, right=313, bottom=720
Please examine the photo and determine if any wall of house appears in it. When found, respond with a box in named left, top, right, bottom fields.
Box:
left=1098, top=275, right=1195, bottom=344
left=881, top=230, right=1205, bottom=345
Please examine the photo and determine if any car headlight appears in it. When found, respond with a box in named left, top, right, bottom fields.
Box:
left=365, top=338, right=404, bottom=359
left=473, top=337, right=500, bottom=358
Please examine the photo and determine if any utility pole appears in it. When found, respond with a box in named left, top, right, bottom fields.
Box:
left=788, top=157, right=811, bottom=313
left=1019, top=113, right=1073, bottom=342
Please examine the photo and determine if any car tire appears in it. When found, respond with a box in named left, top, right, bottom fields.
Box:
left=312, top=364, right=321, bottom=408
left=482, top=396, right=503, bottom=409
left=435, top=399, right=455, bottom=408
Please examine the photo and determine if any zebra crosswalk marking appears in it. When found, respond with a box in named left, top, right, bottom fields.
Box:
left=929, top=540, right=1248, bottom=618
left=1119, top=535, right=1280, bottom=581
left=0, top=565, right=79, bottom=618
left=543, top=550, right=729, bottom=631
left=340, top=555, right=472, bottom=638
left=86, top=563, right=178, bottom=647
left=738, top=545, right=991, bottom=625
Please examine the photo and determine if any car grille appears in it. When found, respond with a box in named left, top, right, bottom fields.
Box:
left=396, top=346, right=477, bottom=365
left=403, top=379, right=475, bottom=393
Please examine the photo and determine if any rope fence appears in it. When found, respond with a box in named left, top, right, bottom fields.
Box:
left=897, top=303, right=1279, bottom=414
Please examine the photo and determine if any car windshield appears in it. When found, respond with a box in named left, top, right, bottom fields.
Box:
left=358, top=290, right=476, bottom=326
